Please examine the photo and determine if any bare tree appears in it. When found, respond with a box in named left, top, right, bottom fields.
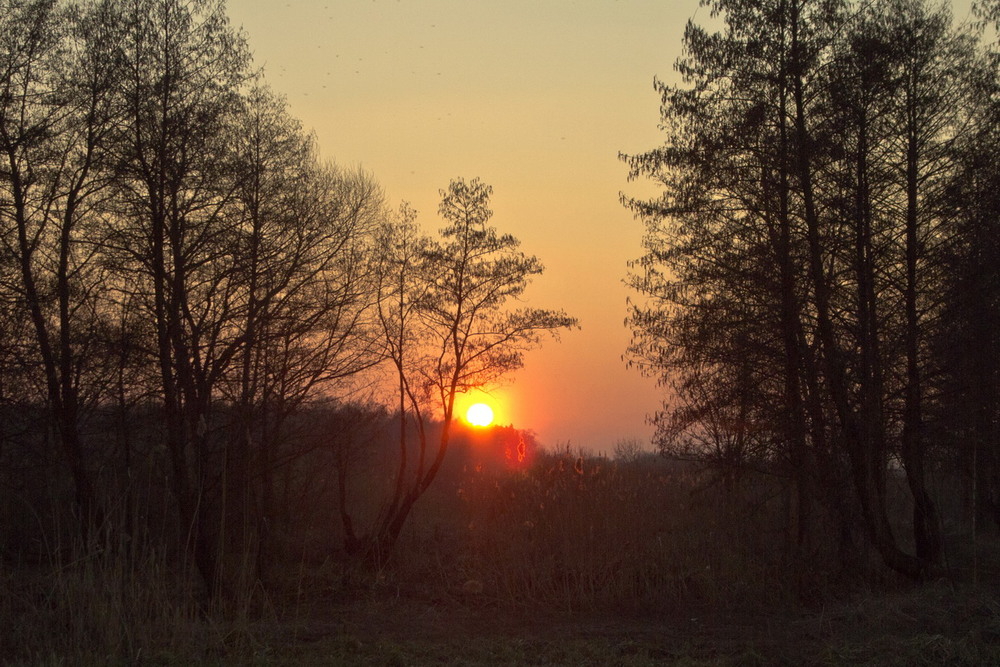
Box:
left=0, top=0, right=125, bottom=540
left=107, top=0, right=251, bottom=593
left=222, top=85, right=385, bottom=581
left=347, top=178, right=577, bottom=564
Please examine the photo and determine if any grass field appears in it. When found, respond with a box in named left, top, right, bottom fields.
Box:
left=247, top=582, right=1000, bottom=666
left=5, top=449, right=1000, bottom=664
left=5, top=565, right=1000, bottom=665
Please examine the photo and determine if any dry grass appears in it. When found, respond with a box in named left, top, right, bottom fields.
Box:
left=4, top=447, right=1000, bottom=664
left=3, top=547, right=203, bottom=664
left=0, top=525, right=273, bottom=664
left=412, top=449, right=825, bottom=612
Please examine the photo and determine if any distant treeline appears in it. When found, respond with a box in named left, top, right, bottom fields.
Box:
left=624, top=0, right=1000, bottom=580
left=0, top=398, right=536, bottom=566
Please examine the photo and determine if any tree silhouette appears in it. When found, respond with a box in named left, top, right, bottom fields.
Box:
left=624, top=0, right=990, bottom=580
left=350, top=178, right=577, bottom=564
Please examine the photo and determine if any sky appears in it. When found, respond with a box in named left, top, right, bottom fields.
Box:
left=222, top=0, right=706, bottom=453
left=224, top=0, right=975, bottom=452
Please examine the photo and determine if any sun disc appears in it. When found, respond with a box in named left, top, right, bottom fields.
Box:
left=466, top=402, right=494, bottom=427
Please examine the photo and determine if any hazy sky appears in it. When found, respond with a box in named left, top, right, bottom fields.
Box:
left=225, top=0, right=974, bottom=452
left=220, top=0, right=702, bottom=452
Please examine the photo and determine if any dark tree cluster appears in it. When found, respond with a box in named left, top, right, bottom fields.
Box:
left=0, top=0, right=573, bottom=600
left=624, top=0, right=1000, bottom=581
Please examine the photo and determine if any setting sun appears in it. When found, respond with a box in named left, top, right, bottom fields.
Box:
left=466, top=403, right=494, bottom=427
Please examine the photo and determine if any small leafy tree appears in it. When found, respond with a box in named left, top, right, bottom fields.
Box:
left=349, top=178, right=577, bottom=564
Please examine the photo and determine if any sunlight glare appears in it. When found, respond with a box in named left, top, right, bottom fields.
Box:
left=466, top=402, right=494, bottom=427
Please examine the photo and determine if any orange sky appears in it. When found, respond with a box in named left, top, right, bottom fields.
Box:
left=220, top=0, right=703, bottom=453
left=224, top=0, right=975, bottom=452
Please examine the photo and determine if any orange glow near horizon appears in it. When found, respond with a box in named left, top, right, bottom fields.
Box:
left=224, top=0, right=695, bottom=451
left=466, top=403, right=494, bottom=427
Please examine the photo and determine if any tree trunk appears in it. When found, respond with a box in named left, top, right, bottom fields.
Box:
left=789, top=0, right=925, bottom=579
left=900, top=89, right=942, bottom=567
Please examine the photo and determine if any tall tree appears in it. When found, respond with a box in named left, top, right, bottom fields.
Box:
left=624, top=0, right=834, bottom=557
left=887, top=0, right=974, bottom=565
left=625, top=0, right=984, bottom=580
left=934, top=0, right=1000, bottom=533
left=223, top=85, right=384, bottom=581
left=352, top=178, right=577, bottom=564
left=0, top=0, right=125, bottom=539
left=107, top=0, right=251, bottom=593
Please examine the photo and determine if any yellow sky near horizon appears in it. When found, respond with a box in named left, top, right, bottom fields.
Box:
left=225, top=0, right=976, bottom=452
left=223, top=0, right=706, bottom=452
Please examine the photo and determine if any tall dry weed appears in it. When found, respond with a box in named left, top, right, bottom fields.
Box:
left=448, top=449, right=807, bottom=612
left=0, top=504, right=273, bottom=663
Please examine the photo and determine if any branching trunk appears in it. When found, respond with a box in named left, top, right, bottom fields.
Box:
left=789, top=0, right=925, bottom=579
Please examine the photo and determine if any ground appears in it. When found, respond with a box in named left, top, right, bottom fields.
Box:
left=192, top=581, right=1000, bottom=666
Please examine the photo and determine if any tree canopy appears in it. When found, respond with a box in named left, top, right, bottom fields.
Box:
left=624, top=0, right=1000, bottom=580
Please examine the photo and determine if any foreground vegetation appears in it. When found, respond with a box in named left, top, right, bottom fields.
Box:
left=13, top=582, right=996, bottom=665
left=4, top=439, right=1000, bottom=664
